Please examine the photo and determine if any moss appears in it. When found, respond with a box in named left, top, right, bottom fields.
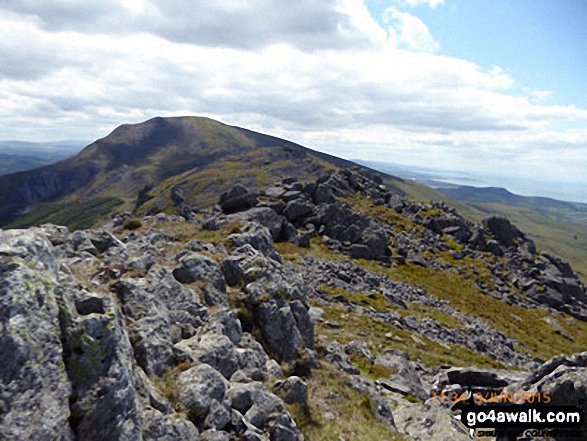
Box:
left=404, top=394, right=421, bottom=404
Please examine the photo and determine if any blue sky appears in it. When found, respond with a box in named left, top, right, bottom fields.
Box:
left=366, top=0, right=587, bottom=108
left=0, top=0, right=585, bottom=200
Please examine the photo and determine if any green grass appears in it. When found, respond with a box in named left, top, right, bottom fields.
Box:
left=369, top=262, right=587, bottom=362
left=318, top=302, right=506, bottom=369
left=9, top=197, right=124, bottom=230
left=278, top=230, right=587, bottom=366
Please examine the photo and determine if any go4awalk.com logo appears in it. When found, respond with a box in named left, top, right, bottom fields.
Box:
left=453, top=404, right=584, bottom=439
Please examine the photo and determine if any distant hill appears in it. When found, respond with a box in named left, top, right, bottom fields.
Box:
left=0, top=154, right=54, bottom=176
left=438, top=185, right=587, bottom=220
left=0, top=140, right=86, bottom=176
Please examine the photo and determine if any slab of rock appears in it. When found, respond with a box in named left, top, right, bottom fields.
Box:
left=173, top=252, right=228, bottom=306
left=0, top=230, right=74, bottom=441
left=272, top=376, right=308, bottom=404
left=219, top=184, right=257, bottom=213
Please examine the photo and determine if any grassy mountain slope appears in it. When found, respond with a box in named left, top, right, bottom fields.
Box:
left=0, top=116, right=415, bottom=230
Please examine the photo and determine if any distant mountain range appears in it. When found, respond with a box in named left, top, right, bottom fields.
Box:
left=0, top=140, right=86, bottom=176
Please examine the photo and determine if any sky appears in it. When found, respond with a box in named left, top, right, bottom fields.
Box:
left=0, top=0, right=586, bottom=198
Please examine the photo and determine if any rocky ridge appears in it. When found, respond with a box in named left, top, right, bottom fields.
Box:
left=1, top=167, right=587, bottom=440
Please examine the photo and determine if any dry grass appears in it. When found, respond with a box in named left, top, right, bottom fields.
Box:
left=287, top=361, right=406, bottom=441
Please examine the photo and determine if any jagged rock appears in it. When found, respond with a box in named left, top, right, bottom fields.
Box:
left=318, top=336, right=360, bottom=375
left=501, top=352, right=587, bottom=440
left=374, top=354, right=428, bottom=402
left=176, top=333, right=238, bottom=380
left=89, top=229, right=125, bottom=253
left=272, top=376, right=308, bottom=404
left=313, top=183, right=335, bottom=204
left=308, top=307, right=325, bottom=323
left=41, top=223, right=71, bottom=246
left=255, top=300, right=304, bottom=362
left=543, top=253, right=575, bottom=278
left=388, top=193, right=405, bottom=213
left=177, top=363, right=231, bottom=430
left=227, top=207, right=286, bottom=241
left=360, top=225, right=389, bottom=258
left=264, top=186, right=285, bottom=199
left=483, top=238, right=504, bottom=256
left=198, top=309, right=243, bottom=345
left=290, top=299, right=314, bottom=350
left=266, top=360, right=283, bottom=380
left=68, top=230, right=99, bottom=256
left=0, top=230, right=74, bottom=441
left=220, top=256, right=244, bottom=286
left=229, top=223, right=281, bottom=261
left=233, top=334, right=271, bottom=381
left=173, top=252, right=228, bottom=306
left=5, top=164, right=587, bottom=441
left=142, top=408, right=199, bottom=441
left=269, top=424, right=300, bottom=441
left=344, top=340, right=374, bottom=364
left=219, top=184, right=257, bottom=213
left=432, top=367, right=526, bottom=395
left=63, top=305, right=146, bottom=440
left=228, top=382, right=265, bottom=414
left=244, top=390, right=283, bottom=429
left=112, top=267, right=208, bottom=375
left=483, top=216, right=521, bottom=247
left=339, top=223, right=362, bottom=243
left=349, top=244, right=372, bottom=260
left=75, top=295, right=106, bottom=315
left=128, top=308, right=176, bottom=376
left=283, top=200, right=314, bottom=224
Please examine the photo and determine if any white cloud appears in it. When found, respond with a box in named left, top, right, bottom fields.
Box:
left=0, top=0, right=383, bottom=51
left=391, top=0, right=445, bottom=9
left=384, top=8, right=440, bottom=52
left=0, top=0, right=584, bottom=187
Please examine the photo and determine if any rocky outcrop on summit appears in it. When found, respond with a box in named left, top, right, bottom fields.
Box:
left=0, top=224, right=307, bottom=440
left=0, top=230, right=74, bottom=441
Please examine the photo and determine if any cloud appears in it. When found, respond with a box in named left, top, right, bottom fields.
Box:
left=384, top=8, right=439, bottom=52
left=391, top=0, right=445, bottom=9
left=0, top=0, right=385, bottom=51
left=0, top=0, right=585, bottom=186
